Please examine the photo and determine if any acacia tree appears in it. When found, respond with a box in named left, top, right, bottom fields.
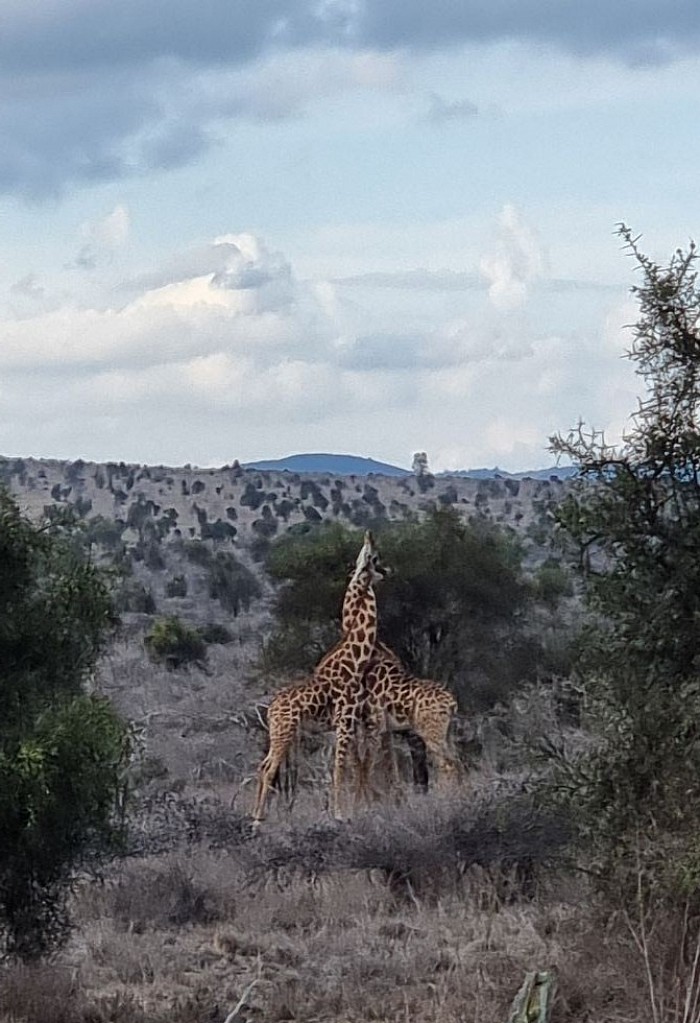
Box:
left=0, top=491, right=131, bottom=959
left=550, top=225, right=700, bottom=896
left=263, top=508, right=537, bottom=709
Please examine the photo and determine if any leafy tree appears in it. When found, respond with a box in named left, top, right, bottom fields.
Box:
left=263, top=509, right=537, bottom=707
left=549, top=225, right=700, bottom=901
left=144, top=616, right=206, bottom=669
left=0, top=492, right=130, bottom=959
left=377, top=508, right=527, bottom=681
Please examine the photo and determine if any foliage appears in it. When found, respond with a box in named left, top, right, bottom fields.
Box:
left=549, top=225, right=700, bottom=903
left=533, top=559, right=574, bottom=608
left=207, top=551, right=261, bottom=616
left=144, top=617, right=206, bottom=669
left=263, top=509, right=541, bottom=707
left=183, top=540, right=212, bottom=566
left=0, top=491, right=130, bottom=959
left=197, top=622, right=233, bottom=645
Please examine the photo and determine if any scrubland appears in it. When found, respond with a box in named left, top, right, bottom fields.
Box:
left=0, top=635, right=668, bottom=1023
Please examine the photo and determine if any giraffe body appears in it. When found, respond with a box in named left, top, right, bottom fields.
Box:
left=253, top=656, right=458, bottom=821
left=358, top=658, right=459, bottom=798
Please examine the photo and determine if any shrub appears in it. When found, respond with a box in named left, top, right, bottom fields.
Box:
left=533, top=559, right=573, bottom=607
left=144, top=617, right=206, bottom=669
left=198, top=622, right=233, bottom=645
left=200, top=518, right=237, bottom=542
left=183, top=540, right=212, bottom=566
left=165, top=574, right=188, bottom=598
left=0, top=491, right=130, bottom=959
left=208, top=552, right=261, bottom=616
left=116, top=581, right=156, bottom=614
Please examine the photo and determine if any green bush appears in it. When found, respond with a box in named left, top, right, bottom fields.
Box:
left=0, top=491, right=130, bottom=959
left=144, top=617, right=206, bottom=669
left=533, top=559, right=573, bottom=607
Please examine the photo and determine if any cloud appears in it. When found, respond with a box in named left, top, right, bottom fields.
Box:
left=353, top=1, right=700, bottom=63
left=0, top=47, right=404, bottom=198
left=333, top=268, right=483, bottom=290
left=1, top=2, right=697, bottom=197
left=71, top=205, right=130, bottom=269
left=9, top=273, right=45, bottom=299
left=480, top=204, right=545, bottom=311
left=2, top=2, right=697, bottom=77
left=425, top=92, right=478, bottom=124
left=0, top=228, right=640, bottom=471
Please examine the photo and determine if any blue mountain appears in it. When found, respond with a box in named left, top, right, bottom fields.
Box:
left=244, top=453, right=411, bottom=476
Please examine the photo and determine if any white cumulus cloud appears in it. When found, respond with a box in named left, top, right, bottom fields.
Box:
left=480, top=204, right=545, bottom=311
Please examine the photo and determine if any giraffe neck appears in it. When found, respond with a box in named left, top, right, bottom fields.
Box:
left=316, top=571, right=377, bottom=675
left=341, top=570, right=378, bottom=635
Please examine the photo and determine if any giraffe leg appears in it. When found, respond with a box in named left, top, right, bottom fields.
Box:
left=252, top=717, right=296, bottom=824
left=381, top=728, right=401, bottom=795
left=252, top=747, right=285, bottom=824
left=353, top=726, right=383, bottom=806
left=352, top=709, right=392, bottom=806
left=332, top=722, right=355, bottom=821
left=413, top=715, right=459, bottom=789
left=404, top=731, right=429, bottom=793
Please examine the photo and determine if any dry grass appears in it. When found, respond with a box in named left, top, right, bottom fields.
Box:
left=0, top=785, right=645, bottom=1023
left=25, top=846, right=653, bottom=1023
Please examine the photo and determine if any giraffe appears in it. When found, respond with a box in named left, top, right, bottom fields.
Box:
left=339, top=565, right=459, bottom=798
left=252, top=529, right=384, bottom=824
left=253, top=655, right=458, bottom=821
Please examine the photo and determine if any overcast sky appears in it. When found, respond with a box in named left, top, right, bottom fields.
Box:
left=2, top=1, right=699, bottom=471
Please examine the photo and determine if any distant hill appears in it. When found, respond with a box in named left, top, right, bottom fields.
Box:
left=245, top=453, right=577, bottom=480
left=243, top=453, right=410, bottom=476
left=441, top=465, right=577, bottom=481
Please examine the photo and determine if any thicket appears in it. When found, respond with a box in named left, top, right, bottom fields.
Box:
left=549, top=226, right=700, bottom=913
left=144, top=617, right=207, bottom=669
left=0, top=491, right=131, bottom=959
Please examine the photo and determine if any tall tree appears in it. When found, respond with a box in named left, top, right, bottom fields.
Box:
left=550, top=225, right=700, bottom=896
left=263, top=509, right=536, bottom=709
left=0, top=491, right=131, bottom=959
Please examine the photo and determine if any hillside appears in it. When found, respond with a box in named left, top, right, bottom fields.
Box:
left=3, top=454, right=568, bottom=556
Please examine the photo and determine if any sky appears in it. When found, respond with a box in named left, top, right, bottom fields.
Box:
left=2, top=2, right=700, bottom=472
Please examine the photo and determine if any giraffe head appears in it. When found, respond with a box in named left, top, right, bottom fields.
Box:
left=351, top=529, right=385, bottom=587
